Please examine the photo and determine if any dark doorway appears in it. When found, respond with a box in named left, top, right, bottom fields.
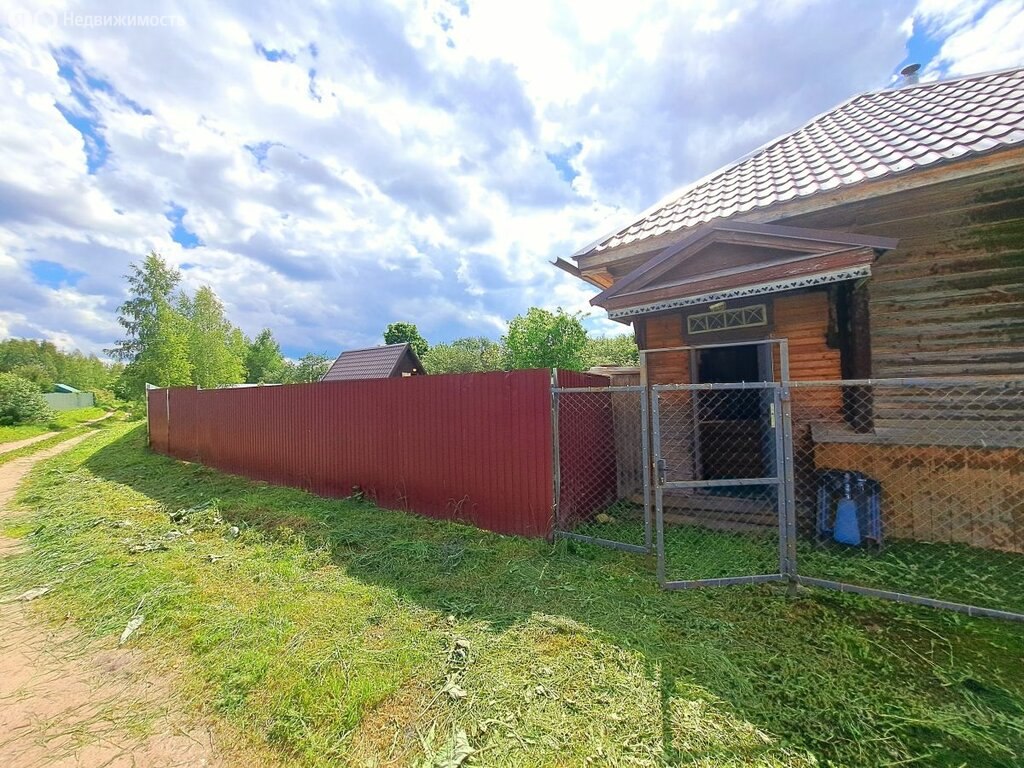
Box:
left=697, top=345, right=762, bottom=417
left=697, top=344, right=761, bottom=382
left=695, top=344, right=770, bottom=479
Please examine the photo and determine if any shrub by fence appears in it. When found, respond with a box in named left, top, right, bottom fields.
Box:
left=148, top=370, right=578, bottom=537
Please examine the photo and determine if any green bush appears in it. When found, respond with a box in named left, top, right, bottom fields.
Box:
left=125, top=399, right=148, bottom=421
left=91, top=388, right=125, bottom=411
left=0, top=373, right=53, bottom=425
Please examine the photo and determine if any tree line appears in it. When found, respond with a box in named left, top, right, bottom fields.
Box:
left=108, top=252, right=333, bottom=397
left=385, top=311, right=638, bottom=374
left=2, top=251, right=639, bottom=403
left=0, top=339, right=120, bottom=393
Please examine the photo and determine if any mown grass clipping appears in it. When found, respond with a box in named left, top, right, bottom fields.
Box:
left=1, top=423, right=1023, bottom=767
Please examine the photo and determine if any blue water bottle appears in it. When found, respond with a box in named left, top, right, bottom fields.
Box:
left=833, top=472, right=862, bottom=546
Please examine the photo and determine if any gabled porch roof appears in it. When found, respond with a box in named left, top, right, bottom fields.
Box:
left=587, top=221, right=897, bottom=322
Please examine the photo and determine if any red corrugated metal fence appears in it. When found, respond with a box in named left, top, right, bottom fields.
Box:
left=147, top=370, right=555, bottom=537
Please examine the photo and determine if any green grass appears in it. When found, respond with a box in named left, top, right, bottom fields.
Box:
left=575, top=513, right=1024, bottom=615
left=0, top=406, right=108, bottom=446
left=2, top=423, right=1024, bottom=766
left=0, top=412, right=118, bottom=467
left=47, top=406, right=108, bottom=429
left=0, top=422, right=49, bottom=444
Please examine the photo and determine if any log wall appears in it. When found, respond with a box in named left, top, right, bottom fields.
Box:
left=781, top=165, right=1024, bottom=379
left=640, top=313, right=691, bottom=384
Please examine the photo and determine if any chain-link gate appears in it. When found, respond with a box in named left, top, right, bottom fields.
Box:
left=651, top=381, right=795, bottom=588
left=552, top=352, right=1024, bottom=621
left=786, top=377, right=1024, bottom=621
left=641, top=339, right=794, bottom=589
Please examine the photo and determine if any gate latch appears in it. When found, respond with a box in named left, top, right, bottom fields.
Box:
left=769, top=402, right=776, bottom=428
left=656, top=459, right=667, bottom=485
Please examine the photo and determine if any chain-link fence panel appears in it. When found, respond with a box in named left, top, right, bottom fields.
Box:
left=787, top=378, right=1024, bottom=619
left=653, top=383, right=787, bottom=588
left=553, top=386, right=651, bottom=553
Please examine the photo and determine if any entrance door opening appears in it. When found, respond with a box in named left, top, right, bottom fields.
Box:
left=697, top=344, right=761, bottom=381
left=695, top=344, right=770, bottom=479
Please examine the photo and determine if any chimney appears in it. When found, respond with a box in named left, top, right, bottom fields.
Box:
left=899, top=63, right=921, bottom=87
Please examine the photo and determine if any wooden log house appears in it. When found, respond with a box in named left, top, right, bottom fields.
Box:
left=558, top=66, right=1024, bottom=551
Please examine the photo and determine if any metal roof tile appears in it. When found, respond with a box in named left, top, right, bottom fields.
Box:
left=580, top=67, right=1024, bottom=256
left=322, top=344, right=422, bottom=381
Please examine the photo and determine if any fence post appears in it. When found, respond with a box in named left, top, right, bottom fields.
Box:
left=144, top=383, right=153, bottom=446
left=165, top=388, right=171, bottom=453
left=773, top=385, right=788, bottom=580
left=651, top=387, right=666, bottom=585
left=780, top=380, right=798, bottom=595
left=639, top=351, right=652, bottom=553
left=550, top=369, right=560, bottom=540
left=639, top=382, right=653, bottom=553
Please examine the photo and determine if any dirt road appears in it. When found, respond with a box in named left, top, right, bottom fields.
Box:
left=0, top=412, right=114, bottom=457
left=0, top=434, right=226, bottom=768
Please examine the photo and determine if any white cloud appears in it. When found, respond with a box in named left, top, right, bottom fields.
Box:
left=921, top=0, right=1024, bottom=75
left=914, top=0, right=991, bottom=33
left=0, top=0, right=1018, bottom=359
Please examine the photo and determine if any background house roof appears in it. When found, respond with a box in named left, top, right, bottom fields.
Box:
left=322, top=343, right=423, bottom=381
left=577, top=66, right=1024, bottom=259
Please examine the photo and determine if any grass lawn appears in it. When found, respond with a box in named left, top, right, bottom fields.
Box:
left=0, top=406, right=108, bottom=445
left=2, top=422, right=1023, bottom=767
left=573, top=513, right=1024, bottom=616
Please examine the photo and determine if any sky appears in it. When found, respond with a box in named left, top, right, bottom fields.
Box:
left=1, top=0, right=1022, bottom=360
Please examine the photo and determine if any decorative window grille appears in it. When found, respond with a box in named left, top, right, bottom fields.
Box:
left=687, top=304, right=767, bottom=335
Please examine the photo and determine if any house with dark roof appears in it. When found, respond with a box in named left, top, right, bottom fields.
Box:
left=321, top=343, right=426, bottom=382
left=557, top=66, right=1024, bottom=551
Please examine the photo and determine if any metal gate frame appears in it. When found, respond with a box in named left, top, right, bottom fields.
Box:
left=552, top=344, right=1024, bottom=622
left=551, top=383, right=653, bottom=554
left=652, top=381, right=792, bottom=589
left=644, top=339, right=797, bottom=590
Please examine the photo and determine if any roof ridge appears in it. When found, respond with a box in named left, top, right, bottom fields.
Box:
left=864, top=63, right=1024, bottom=96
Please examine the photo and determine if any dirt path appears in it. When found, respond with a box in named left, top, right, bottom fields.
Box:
left=0, top=412, right=114, bottom=457
left=0, top=433, right=227, bottom=767
left=0, top=431, right=56, bottom=456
